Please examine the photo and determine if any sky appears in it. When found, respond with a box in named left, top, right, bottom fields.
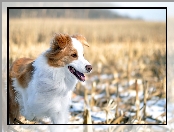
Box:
left=112, top=2, right=174, bottom=22
left=2, top=2, right=174, bottom=22
left=112, top=9, right=166, bottom=22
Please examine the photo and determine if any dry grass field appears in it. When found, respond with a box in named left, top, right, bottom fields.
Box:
left=9, top=18, right=166, bottom=127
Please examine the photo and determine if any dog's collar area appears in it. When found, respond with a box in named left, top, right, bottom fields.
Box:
left=68, top=66, right=85, bottom=81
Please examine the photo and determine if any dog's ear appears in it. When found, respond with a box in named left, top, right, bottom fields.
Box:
left=50, top=33, right=72, bottom=51
left=72, top=34, right=89, bottom=47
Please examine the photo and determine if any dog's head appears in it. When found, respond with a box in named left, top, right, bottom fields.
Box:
left=45, top=33, right=92, bottom=81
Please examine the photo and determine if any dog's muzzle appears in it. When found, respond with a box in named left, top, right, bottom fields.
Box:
left=68, top=64, right=92, bottom=82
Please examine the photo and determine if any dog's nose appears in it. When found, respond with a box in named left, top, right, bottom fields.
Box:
left=85, top=65, right=92, bottom=72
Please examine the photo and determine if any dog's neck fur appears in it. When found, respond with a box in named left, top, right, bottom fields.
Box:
left=32, top=52, right=78, bottom=94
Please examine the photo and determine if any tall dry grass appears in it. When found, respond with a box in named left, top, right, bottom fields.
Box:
left=9, top=18, right=166, bottom=79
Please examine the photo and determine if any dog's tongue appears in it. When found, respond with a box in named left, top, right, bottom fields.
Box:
left=76, top=70, right=85, bottom=82
left=80, top=76, right=85, bottom=82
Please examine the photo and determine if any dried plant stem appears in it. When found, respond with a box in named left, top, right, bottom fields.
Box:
left=143, top=80, right=148, bottom=120
left=103, top=99, right=116, bottom=124
left=83, top=109, right=92, bottom=124
left=135, top=80, right=140, bottom=120
left=83, top=110, right=93, bottom=132
left=106, top=110, right=109, bottom=124
left=163, top=78, right=166, bottom=94
left=111, top=116, right=124, bottom=124
left=84, top=88, right=89, bottom=106
left=90, top=82, right=96, bottom=108
left=115, top=83, right=119, bottom=117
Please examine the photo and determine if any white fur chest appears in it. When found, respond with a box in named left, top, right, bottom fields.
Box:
left=24, top=54, right=78, bottom=118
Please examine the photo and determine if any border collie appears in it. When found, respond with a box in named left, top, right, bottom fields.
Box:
left=9, top=33, right=92, bottom=124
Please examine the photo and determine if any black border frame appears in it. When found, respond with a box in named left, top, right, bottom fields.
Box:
left=7, top=7, right=167, bottom=126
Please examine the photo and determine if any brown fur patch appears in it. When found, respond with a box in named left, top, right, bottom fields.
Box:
left=45, top=33, right=78, bottom=67
left=9, top=76, right=20, bottom=124
left=9, top=58, right=34, bottom=123
left=72, top=34, right=89, bottom=47
left=51, top=33, right=72, bottom=50
left=10, top=58, right=34, bottom=88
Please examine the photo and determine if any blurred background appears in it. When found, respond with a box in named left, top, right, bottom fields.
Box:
left=2, top=2, right=172, bottom=132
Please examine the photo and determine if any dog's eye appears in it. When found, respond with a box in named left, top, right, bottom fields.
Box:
left=71, top=53, right=77, bottom=58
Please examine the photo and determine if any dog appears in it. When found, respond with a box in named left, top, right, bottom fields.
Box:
left=9, top=33, right=92, bottom=124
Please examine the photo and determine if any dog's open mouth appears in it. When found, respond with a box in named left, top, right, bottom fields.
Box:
left=68, top=66, right=85, bottom=82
